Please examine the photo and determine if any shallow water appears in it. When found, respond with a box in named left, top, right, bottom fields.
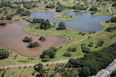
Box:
left=28, top=11, right=111, bottom=32
left=0, top=21, right=66, bottom=57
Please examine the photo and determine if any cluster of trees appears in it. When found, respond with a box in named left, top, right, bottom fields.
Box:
left=6, top=14, right=13, bottom=20
left=57, top=21, right=66, bottom=30
left=34, top=63, right=46, bottom=77
left=111, top=17, right=116, bottom=22
left=28, top=42, right=40, bottom=48
left=46, top=4, right=55, bottom=9
left=66, top=43, right=116, bottom=77
left=0, top=22, right=6, bottom=26
left=23, top=36, right=32, bottom=42
left=0, top=48, right=9, bottom=59
left=105, top=26, right=116, bottom=32
left=16, top=8, right=30, bottom=16
left=89, top=6, right=98, bottom=11
left=73, top=5, right=88, bottom=10
left=56, top=3, right=64, bottom=12
left=0, top=1, right=12, bottom=8
left=40, top=47, right=57, bottom=62
left=33, top=18, right=51, bottom=30
left=39, top=36, right=46, bottom=41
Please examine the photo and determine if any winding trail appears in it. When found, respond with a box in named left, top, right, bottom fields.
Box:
left=108, top=5, right=116, bottom=17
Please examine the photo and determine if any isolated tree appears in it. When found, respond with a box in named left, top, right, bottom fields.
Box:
left=0, top=49, right=9, bottom=59
left=58, top=21, right=66, bottom=30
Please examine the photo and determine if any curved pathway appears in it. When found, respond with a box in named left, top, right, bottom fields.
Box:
left=108, top=5, right=116, bottom=17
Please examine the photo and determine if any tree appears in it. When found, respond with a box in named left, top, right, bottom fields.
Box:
left=88, top=42, right=93, bottom=47
left=110, top=70, right=116, bottom=77
left=39, top=36, right=46, bottom=41
left=111, top=17, right=116, bottom=22
left=62, top=71, right=74, bottom=77
left=79, top=67, right=91, bottom=77
left=34, top=63, right=44, bottom=72
left=6, top=15, right=13, bottom=20
left=63, top=52, right=71, bottom=57
left=0, top=22, right=6, bottom=26
left=23, top=36, right=32, bottom=42
left=89, top=6, right=98, bottom=11
left=58, top=21, right=66, bottom=30
left=28, top=42, right=40, bottom=48
left=0, top=48, right=9, bottom=59
left=81, top=47, right=91, bottom=53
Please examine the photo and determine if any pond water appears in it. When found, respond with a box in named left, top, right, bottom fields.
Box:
left=0, top=21, right=66, bottom=57
left=28, top=11, right=111, bottom=32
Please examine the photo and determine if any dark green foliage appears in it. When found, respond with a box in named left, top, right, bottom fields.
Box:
left=112, top=3, right=116, bottom=7
left=111, top=17, right=116, bottom=22
left=67, top=43, right=116, bottom=77
left=105, top=26, right=116, bottom=32
left=56, top=4, right=64, bottom=12
left=62, top=71, right=74, bottom=77
left=28, top=42, right=40, bottom=48
left=40, top=19, right=51, bottom=30
left=33, top=18, right=44, bottom=23
left=41, top=47, right=57, bottom=61
left=79, top=67, right=91, bottom=77
left=6, top=15, right=13, bottom=20
left=110, top=70, right=116, bottom=77
left=63, top=52, right=71, bottom=57
left=16, top=8, right=30, bottom=16
left=39, top=36, right=46, bottom=41
left=0, top=22, right=6, bottom=26
left=73, top=5, right=88, bottom=10
left=34, top=63, right=44, bottom=72
left=81, top=47, right=91, bottom=53
left=46, top=4, right=55, bottom=9
left=23, top=36, right=32, bottom=42
left=0, top=49, right=9, bottom=59
left=57, top=22, right=66, bottom=30
left=0, top=1, right=12, bottom=8
left=97, top=39, right=104, bottom=46
left=68, top=47, right=77, bottom=52
left=88, top=42, right=93, bottom=47
left=89, top=6, right=98, bottom=11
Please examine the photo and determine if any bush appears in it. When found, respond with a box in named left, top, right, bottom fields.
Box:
left=39, top=36, right=46, bottom=41
left=23, top=36, right=32, bottom=42
left=88, top=42, right=94, bottom=47
left=0, top=48, right=9, bottom=59
left=81, top=47, right=91, bottom=53
left=57, top=21, right=66, bottom=30
left=63, top=52, right=71, bottom=57
left=28, top=42, right=40, bottom=48
left=89, top=7, right=98, bottom=11
left=68, top=47, right=77, bottom=52
left=0, top=22, right=6, bottom=26
left=6, top=15, right=13, bottom=20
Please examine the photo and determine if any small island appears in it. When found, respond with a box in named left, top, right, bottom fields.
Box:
left=53, top=14, right=75, bottom=21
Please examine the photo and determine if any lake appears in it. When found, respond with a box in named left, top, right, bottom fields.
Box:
left=28, top=11, right=111, bottom=32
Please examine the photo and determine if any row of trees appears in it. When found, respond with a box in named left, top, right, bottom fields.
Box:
left=66, top=43, right=116, bottom=77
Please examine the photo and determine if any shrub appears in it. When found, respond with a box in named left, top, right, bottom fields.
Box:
left=68, top=47, right=77, bottom=52
left=28, top=42, right=40, bottom=48
left=0, top=22, right=6, bottom=26
left=81, top=47, right=91, bottom=53
left=111, top=17, right=116, bottom=22
left=63, top=52, right=71, bottom=57
left=39, top=36, right=46, bottom=41
left=88, top=42, right=94, bottom=47
left=23, top=36, right=32, bottom=42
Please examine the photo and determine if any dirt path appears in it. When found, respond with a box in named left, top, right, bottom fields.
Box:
left=0, top=60, right=69, bottom=69
left=108, top=5, right=116, bottom=17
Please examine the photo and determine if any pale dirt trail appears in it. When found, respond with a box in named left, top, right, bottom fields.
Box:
left=108, top=5, right=116, bottom=17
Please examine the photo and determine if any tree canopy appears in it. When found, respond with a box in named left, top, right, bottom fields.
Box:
left=0, top=48, right=9, bottom=59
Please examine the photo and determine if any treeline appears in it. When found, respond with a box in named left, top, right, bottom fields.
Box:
left=66, top=43, right=116, bottom=77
